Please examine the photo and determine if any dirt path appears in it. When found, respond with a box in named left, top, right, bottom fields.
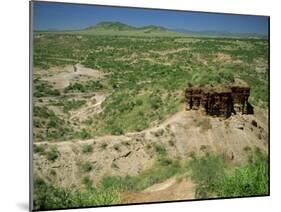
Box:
left=121, top=176, right=195, bottom=204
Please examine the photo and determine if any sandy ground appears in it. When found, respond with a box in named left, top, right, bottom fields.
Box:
left=45, top=63, right=105, bottom=89
left=121, top=175, right=195, bottom=204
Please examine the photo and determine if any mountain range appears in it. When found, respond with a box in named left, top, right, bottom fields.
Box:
left=37, top=21, right=268, bottom=39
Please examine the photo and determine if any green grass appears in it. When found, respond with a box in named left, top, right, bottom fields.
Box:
left=33, top=176, right=120, bottom=210
left=189, top=153, right=226, bottom=198
left=101, top=156, right=185, bottom=192
left=33, top=33, right=268, bottom=141
left=33, top=144, right=46, bottom=155
left=216, top=152, right=268, bottom=197
left=53, top=99, right=86, bottom=113
left=79, top=129, right=91, bottom=140
left=82, top=176, right=93, bottom=189
left=33, top=26, right=268, bottom=209
left=33, top=156, right=183, bottom=210
left=34, top=150, right=268, bottom=209
left=34, top=78, right=60, bottom=97
left=153, top=143, right=167, bottom=156
left=33, top=106, right=74, bottom=141
left=189, top=151, right=268, bottom=199
left=64, top=81, right=104, bottom=93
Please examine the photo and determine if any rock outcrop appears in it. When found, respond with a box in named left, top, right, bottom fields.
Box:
left=185, top=79, right=252, bottom=117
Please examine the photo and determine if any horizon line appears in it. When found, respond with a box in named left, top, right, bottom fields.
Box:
left=34, top=21, right=268, bottom=36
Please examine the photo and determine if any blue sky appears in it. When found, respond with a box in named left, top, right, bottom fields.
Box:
left=33, top=1, right=268, bottom=35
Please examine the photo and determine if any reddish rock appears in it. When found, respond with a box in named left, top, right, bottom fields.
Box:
left=185, top=79, right=251, bottom=117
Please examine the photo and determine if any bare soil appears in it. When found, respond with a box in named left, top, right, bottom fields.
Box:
left=121, top=175, right=195, bottom=204
left=34, top=108, right=268, bottom=189
left=45, top=63, right=105, bottom=89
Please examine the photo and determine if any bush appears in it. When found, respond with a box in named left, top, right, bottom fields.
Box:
left=34, top=79, right=60, bottom=97
left=189, top=154, right=225, bottom=198
left=61, top=99, right=86, bottom=113
left=154, top=144, right=167, bottom=156
left=33, top=176, right=120, bottom=210
left=79, top=129, right=91, bottom=139
left=189, top=152, right=269, bottom=199
left=113, top=144, right=120, bottom=151
left=81, top=161, right=94, bottom=172
left=168, top=139, right=176, bottom=147
left=158, top=157, right=173, bottom=166
left=82, top=176, right=93, bottom=189
left=216, top=153, right=268, bottom=197
left=46, top=147, right=60, bottom=162
left=82, top=144, right=93, bottom=154
left=64, top=81, right=104, bottom=93
left=149, top=95, right=162, bottom=110
left=111, top=127, right=123, bottom=135
left=34, top=144, right=46, bottom=155
left=135, top=99, right=143, bottom=106
left=100, top=143, right=108, bottom=150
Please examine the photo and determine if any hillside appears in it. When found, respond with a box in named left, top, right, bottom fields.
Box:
left=36, top=21, right=268, bottom=38
left=34, top=108, right=268, bottom=186
left=54, top=21, right=185, bottom=37
left=32, top=32, right=269, bottom=210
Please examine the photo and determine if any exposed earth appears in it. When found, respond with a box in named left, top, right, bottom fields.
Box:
left=34, top=101, right=268, bottom=190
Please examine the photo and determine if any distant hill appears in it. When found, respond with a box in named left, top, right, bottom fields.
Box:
left=85, top=21, right=136, bottom=31
left=74, top=21, right=180, bottom=37
left=37, top=21, right=267, bottom=39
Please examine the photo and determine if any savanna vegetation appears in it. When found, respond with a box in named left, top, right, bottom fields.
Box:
left=33, top=149, right=268, bottom=210
left=33, top=24, right=268, bottom=210
left=33, top=33, right=268, bottom=142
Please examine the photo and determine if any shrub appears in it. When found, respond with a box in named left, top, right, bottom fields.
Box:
left=149, top=95, right=162, bottom=110
left=189, top=154, right=225, bottom=198
left=113, top=144, right=120, bottom=151
left=33, top=176, right=120, bottom=210
left=154, top=144, right=167, bottom=156
left=61, top=99, right=86, bottom=113
left=189, top=152, right=268, bottom=199
left=200, top=145, right=208, bottom=151
left=152, top=129, right=165, bottom=137
left=135, top=99, right=143, bottom=106
left=243, top=146, right=252, bottom=152
left=251, top=120, right=258, bottom=127
left=46, top=147, right=60, bottom=162
left=121, top=141, right=130, bottom=146
left=100, top=143, right=108, bottom=150
left=168, top=139, right=176, bottom=146
left=82, top=176, right=93, bottom=189
left=79, top=129, right=91, bottom=139
left=64, top=81, right=104, bottom=93
left=216, top=153, right=268, bottom=197
left=158, top=157, right=173, bottom=166
left=82, top=144, right=93, bottom=154
left=34, top=79, right=60, bottom=97
left=111, top=127, right=123, bottom=135
left=34, top=144, right=46, bottom=155
left=81, top=161, right=94, bottom=172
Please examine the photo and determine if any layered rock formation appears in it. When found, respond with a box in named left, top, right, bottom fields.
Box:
left=185, top=79, right=252, bottom=117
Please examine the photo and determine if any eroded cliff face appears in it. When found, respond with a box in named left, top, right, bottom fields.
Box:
left=185, top=80, right=251, bottom=117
